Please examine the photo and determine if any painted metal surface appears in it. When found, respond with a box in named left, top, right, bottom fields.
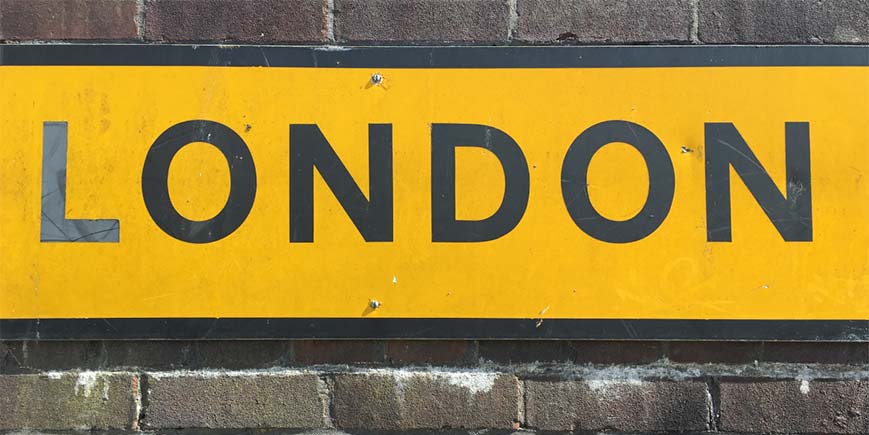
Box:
left=1, top=45, right=868, bottom=340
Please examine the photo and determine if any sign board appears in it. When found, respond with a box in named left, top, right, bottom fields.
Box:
left=1, top=45, right=868, bottom=340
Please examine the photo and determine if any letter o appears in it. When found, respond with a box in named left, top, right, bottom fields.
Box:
left=142, top=120, right=256, bottom=243
left=561, top=120, right=674, bottom=243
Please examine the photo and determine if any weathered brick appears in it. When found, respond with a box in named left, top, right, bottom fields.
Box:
left=525, top=378, right=710, bottom=432
left=335, top=0, right=509, bottom=43
left=331, top=370, right=519, bottom=430
left=192, top=341, right=289, bottom=369
left=669, top=341, right=761, bottom=364
left=515, top=0, right=692, bottom=44
left=762, top=342, right=869, bottom=364
left=720, top=378, right=869, bottom=434
left=0, top=342, right=23, bottom=373
left=478, top=341, right=571, bottom=364
left=571, top=341, right=664, bottom=364
left=0, top=372, right=137, bottom=430
left=144, top=0, right=327, bottom=43
left=481, top=341, right=664, bottom=365
left=386, top=340, right=474, bottom=366
left=0, top=0, right=139, bottom=41
left=143, top=371, right=326, bottom=429
left=293, top=340, right=385, bottom=365
left=15, top=341, right=105, bottom=371
left=699, top=0, right=869, bottom=43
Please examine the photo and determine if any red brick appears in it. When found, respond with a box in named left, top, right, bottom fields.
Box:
left=699, top=0, right=869, bottom=43
left=0, top=0, right=139, bottom=41
left=571, top=341, right=664, bottom=364
left=669, top=341, right=761, bottom=364
left=386, top=340, right=473, bottom=365
left=143, top=0, right=327, bottom=43
left=761, top=342, right=869, bottom=364
left=335, top=0, right=508, bottom=43
left=515, top=0, right=692, bottom=44
left=293, top=340, right=385, bottom=365
left=478, top=341, right=571, bottom=364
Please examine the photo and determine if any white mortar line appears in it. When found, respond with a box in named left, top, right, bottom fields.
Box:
left=507, top=0, right=519, bottom=41
left=32, top=362, right=869, bottom=382
left=517, top=378, right=526, bottom=425
left=325, top=0, right=336, bottom=43
left=704, top=380, right=714, bottom=430
left=316, top=374, right=335, bottom=428
left=135, top=0, right=146, bottom=41
left=690, top=0, right=701, bottom=44
left=131, top=374, right=143, bottom=431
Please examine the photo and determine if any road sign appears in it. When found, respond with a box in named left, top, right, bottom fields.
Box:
left=2, top=45, right=868, bottom=340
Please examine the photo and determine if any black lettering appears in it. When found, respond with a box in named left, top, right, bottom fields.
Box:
left=141, top=120, right=256, bottom=244
left=41, top=121, right=120, bottom=242
left=561, top=120, right=675, bottom=243
left=705, top=122, right=812, bottom=241
left=289, top=124, right=393, bottom=242
left=431, top=124, right=530, bottom=242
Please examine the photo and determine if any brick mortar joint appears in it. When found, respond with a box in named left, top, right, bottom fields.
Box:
left=134, top=0, right=146, bottom=41
left=131, top=373, right=143, bottom=431
left=317, top=373, right=336, bottom=428
left=324, top=0, right=335, bottom=43
left=517, top=377, right=526, bottom=427
left=707, top=376, right=722, bottom=431
left=506, top=0, right=518, bottom=41
left=689, top=0, right=701, bottom=44
left=13, top=362, right=869, bottom=380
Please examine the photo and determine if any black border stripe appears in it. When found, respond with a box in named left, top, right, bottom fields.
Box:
left=1, top=45, right=868, bottom=68
left=1, top=319, right=867, bottom=341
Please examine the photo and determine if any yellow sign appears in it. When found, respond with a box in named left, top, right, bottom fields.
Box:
left=1, top=46, right=868, bottom=339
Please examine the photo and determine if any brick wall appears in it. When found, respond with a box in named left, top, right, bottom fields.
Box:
left=2, top=340, right=869, bottom=432
left=1, top=0, right=868, bottom=44
left=1, top=0, right=869, bottom=433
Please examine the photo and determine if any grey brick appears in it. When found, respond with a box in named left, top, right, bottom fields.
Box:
left=335, top=0, right=509, bottom=43
left=515, top=0, right=692, bottom=44
left=720, top=378, right=869, bottom=434
left=0, top=0, right=139, bottom=41
left=143, top=372, right=326, bottom=429
left=699, top=0, right=869, bottom=43
left=0, top=372, right=137, bottom=430
left=331, top=370, right=519, bottom=430
left=525, top=378, right=710, bottom=432
left=144, top=0, right=327, bottom=43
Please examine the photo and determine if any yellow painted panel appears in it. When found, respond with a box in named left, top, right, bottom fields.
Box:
left=1, top=65, right=868, bottom=321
